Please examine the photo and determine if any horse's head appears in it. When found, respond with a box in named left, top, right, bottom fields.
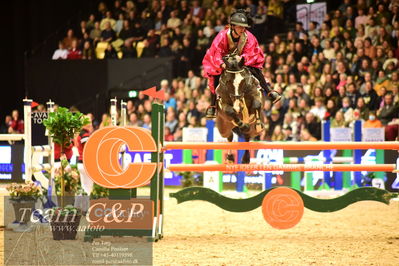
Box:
left=221, top=53, right=248, bottom=113
left=222, top=53, right=245, bottom=72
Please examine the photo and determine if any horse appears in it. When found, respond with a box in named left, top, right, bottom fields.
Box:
left=215, top=53, right=265, bottom=164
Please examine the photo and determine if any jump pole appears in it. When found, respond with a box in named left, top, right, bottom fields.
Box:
left=168, top=164, right=397, bottom=173
left=163, top=142, right=399, bottom=150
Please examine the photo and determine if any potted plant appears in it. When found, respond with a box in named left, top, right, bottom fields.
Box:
left=6, top=182, right=42, bottom=232
left=54, top=161, right=81, bottom=206
left=43, top=106, right=89, bottom=240
left=90, top=183, right=109, bottom=199
left=50, top=205, right=82, bottom=240
left=43, top=106, right=89, bottom=207
left=179, top=171, right=195, bottom=187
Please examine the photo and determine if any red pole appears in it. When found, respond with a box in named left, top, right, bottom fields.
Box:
left=163, top=141, right=399, bottom=151
left=168, top=164, right=397, bottom=172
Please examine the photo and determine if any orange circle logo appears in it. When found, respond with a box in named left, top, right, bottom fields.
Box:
left=83, top=126, right=158, bottom=188
left=261, top=187, right=304, bottom=229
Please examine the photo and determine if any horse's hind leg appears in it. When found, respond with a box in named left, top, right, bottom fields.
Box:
left=226, top=133, right=235, bottom=163
left=254, top=110, right=265, bottom=133
left=252, top=99, right=264, bottom=133
left=241, top=136, right=251, bottom=164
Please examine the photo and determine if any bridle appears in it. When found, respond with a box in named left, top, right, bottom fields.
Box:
left=225, top=69, right=245, bottom=74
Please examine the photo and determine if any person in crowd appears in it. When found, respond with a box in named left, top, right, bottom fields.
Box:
left=101, top=21, right=117, bottom=43
left=303, top=111, right=321, bottom=140
left=202, top=9, right=281, bottom=119
left=165, top=110, right=178, bottom=134
left=67, top=39, right=82, bottom=59
left=266, top=109, right=283, bottom=138
left=114, top=13, right=125, bottom=35
left=377, top=93, right=399, bottom=125
left=300, top=128, right=317, bottom=141
left=99, top=113, right=111, bottom=128
left=310, top=97, right=327, bottom=121
left=86, top=14, right=96, bottom=32
left=0, top=115, right=12, bottom=134
left=52, top=41, right=68, bottom=60
left=121, top=39, right=137, bottom=58
left=354, top=97, right=370, bottom=121
left=89, top=21, right=102, bottom=47
left=100, top=11, right=116, bottom=31
left=62, top=28, right=77, bottom=50
left=8, top=110, right=24, bottom=134
left=103, top=43, right=118, bottom=59
left=140, top=38, right=157, bottom=58
left=75, top=114, right=94, bottom=196
left=340, top=96, right=355, bottom=124
left=363, top=111, right=383, bottom=128
left=142, top=113, right=152, bottom=129
left=118, top=20, right=134, bottom=41
left=271, top=124, right=285, bottom=141
left=81, top=40, right=95, bottom=60
left=128, top=113, right=142, bottom=127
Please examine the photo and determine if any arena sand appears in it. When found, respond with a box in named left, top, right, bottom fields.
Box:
left=0, top=187, right=398, bottom=266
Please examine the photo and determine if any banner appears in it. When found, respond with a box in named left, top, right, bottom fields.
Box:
left=330, top=128, right=352, bottom=142
left=362, top=128, right=385, bottom=142
left=182, top=127, right=208, bottom=142
left=297, top=2, right=327, bottom=30
left=31, top=111, right=48, bottom=146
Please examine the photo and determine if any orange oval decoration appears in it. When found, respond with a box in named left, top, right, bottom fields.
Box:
left=83, top=126, right=158, bottom=188
left=261, top=187, right=304, bottom=229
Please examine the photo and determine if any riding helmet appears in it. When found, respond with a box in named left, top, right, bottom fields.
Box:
left=230, top=10, right=250, bottom=27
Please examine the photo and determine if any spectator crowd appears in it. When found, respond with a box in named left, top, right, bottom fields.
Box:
left=2, top=0, right=399, bottom=143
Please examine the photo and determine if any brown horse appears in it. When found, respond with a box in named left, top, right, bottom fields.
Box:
left=215, top=53, right=265, bottom=164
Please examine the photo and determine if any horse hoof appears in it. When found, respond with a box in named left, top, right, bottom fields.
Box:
left=226, top=154, right=235, bottom=164
left=240, top=123, right=250, bottom=133
left=241, top=154, right=250, bottom=164
left=232, top=127, right=241, bottom=136
left=255, top=122, right=264, bottom=133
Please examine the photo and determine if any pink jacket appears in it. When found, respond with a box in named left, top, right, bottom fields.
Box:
left=202, top=28, right=265, bottom=93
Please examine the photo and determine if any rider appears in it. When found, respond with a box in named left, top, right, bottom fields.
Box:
left=202, top=9, right=281, bottom=119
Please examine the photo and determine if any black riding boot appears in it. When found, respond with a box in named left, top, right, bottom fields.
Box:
left=248, top=67, right=282, bottom=104
left=206, top=93, right=217, bottom=119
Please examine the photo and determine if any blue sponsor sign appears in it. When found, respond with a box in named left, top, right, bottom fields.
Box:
left=125, top=149, right=183, bottom=186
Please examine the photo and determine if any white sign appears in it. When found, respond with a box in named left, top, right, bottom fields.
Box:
left=362, top=128, right=385, bottom=142
left=182, top=127, right=208, bottom=142
left=330, top=128, right=352, bottom=142
left=0, top=146, right=11, bottom=163
left=297, top=2, right=327, bottom=30
left=213, top=128, right=238, bottom=142
left=203, top=161, right=221, bottom=192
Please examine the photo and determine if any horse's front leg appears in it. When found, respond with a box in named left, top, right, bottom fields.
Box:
left=241, top=136, right=251, bottom=164
left=224, top=105, right=250, bottom=133
left=226, top=134, right=235, bottom=163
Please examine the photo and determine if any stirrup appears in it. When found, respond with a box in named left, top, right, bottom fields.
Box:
left=268, top=91, right=282, bottom=104
left=206, top=106, right=216, bottom=119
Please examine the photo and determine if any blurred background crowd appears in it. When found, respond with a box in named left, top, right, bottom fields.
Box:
left=2, top=0, right=399, bottom=142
